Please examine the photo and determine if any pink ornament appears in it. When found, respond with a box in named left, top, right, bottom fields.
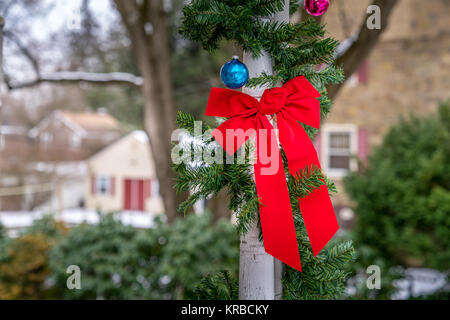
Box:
left=305, top=0, right=330, bottom=17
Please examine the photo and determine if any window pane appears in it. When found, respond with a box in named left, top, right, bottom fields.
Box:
left=96, top=176, right=110, bottom=194
left=330, top=133, right=350, bottom=149
left=330, top=155, right=350, bottom=169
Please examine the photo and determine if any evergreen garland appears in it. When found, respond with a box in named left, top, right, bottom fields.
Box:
left=177, top=0, right=355, bottom=299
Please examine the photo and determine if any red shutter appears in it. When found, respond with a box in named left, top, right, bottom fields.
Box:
left=144, top=179, right=151, bottom=198
left=91, top=175, right=96, bottom=195
left=313, top=132, right=322, bottom=165
left=358, top=128, right=369, bottom=164
left=110, top=177, right=115, bottom=196
left=358, top=60, right=369, bottom=85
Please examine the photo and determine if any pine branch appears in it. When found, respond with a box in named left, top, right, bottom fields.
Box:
left=179, top=2, right=356, bottom=300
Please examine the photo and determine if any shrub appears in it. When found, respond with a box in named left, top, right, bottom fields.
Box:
left=344, top=102, right=450, bottom=298
left=48, top=213, right=239, bottom=299
left=0, top=216, right=64, bottom=300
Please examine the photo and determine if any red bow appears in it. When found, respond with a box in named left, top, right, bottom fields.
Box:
left=205, top=76, right=339, bottom=271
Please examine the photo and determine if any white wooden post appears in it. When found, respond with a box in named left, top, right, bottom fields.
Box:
left=239, top=0, right=289, bottom=300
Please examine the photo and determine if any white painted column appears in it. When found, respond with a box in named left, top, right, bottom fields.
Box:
left=239, top=0, right=289, bottom=300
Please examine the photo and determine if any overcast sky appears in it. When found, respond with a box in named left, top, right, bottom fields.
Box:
left=2, top=0, right=119, bottom=108
left=4, top=0, right=117, bottom=78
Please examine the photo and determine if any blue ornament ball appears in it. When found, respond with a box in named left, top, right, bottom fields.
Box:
left=220, top=56, right=249, bottom=89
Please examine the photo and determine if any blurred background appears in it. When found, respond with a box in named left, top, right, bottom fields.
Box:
left=0, top=0, right=448, bottom=299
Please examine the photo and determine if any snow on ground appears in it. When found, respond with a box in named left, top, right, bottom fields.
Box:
left=392, top=268, right=448, bottom=299
left=0, top=209, right=155, bottom=235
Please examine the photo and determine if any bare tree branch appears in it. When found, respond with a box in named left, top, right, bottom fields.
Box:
left=328, top=0, right=399, bottom=99
left=3, top=15, right=143, bottom=91
left=4, top=29, right=41, bottom=77
left=5, top=71, right=143, bottom=90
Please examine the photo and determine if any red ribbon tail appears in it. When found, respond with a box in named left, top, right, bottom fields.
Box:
left=277, top=112, right=340, bottom=258
left=254, top=159, right=302, bottom=271
left=253, top=118, right=302, bottom=271
left=300, top=185, right=339, bottom=256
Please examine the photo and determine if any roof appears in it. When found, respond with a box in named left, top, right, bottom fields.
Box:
left=29, top=110, right=121, bottom=138
left=59, top=111, right=120, bottom=132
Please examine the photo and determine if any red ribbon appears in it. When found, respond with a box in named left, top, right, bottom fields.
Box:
left=205, top=76, right=339, bottom=271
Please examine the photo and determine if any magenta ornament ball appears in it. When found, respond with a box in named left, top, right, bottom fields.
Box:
left=305, top=0, right=330, bottom=17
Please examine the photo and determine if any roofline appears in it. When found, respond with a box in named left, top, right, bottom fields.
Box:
left=87, top=131, right=145, bottom=164
left=29, top=110, right=87, bottom=138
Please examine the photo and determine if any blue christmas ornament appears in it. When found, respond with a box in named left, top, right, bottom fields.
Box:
left=220, top=56, right=249, bottom=89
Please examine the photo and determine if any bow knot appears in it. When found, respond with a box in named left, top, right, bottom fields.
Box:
left=205, top=76, right=339, bottom=271
left=258, top=87, right=287, bottom=115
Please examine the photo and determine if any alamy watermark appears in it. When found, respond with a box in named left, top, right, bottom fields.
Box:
left=366, top=265, right=381, bottom=289
left=171, top=121, right=281, bottom=176
left=66, top=265, right=81, bottom=290
left=367, top=5, right=381, bottom=30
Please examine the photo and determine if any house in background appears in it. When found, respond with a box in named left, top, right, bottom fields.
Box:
left=2, top=130, right=163, bottom=234
left=1, top=109, right=124, bottom=211
left=29, top=109, right=123, bottom=161
left=315, top=0, right=450, bottom=227
left=85, top=131, right=163, bottom=215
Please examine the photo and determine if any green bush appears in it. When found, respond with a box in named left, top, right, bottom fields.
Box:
left=193, top=270, right=239, bottom=300
left=0, top=216, right=63, bottom=299
left=48, top=213, right=239, bottom=299
left=344, top=102, right=450, bottom=298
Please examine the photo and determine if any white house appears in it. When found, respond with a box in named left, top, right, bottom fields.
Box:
left=85, top=131, right=164, bottom=215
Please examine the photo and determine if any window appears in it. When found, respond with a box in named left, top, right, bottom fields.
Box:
left=40, top=132, right=53, bottom=145
left=322, top=124, right=358, bottom=177
left=95, top=175, right=111, bottom=195
left=329, top=132, right=351, bottom=169
left=70, top=134, right=81, bottom=148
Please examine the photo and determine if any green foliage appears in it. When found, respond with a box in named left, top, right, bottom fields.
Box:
left=345, top=102, right=450, bottom=298
left=0, top=214, right=238, bottom=300
left=20, top=215, right=67, bottom=241
left=0, top=223, right=9, bottom=262
left=178, top=1, right=355, bottom=300
left=0, top=234, right=51, bottom=299
left=283, top=161, right=355, bottom=300
left=283, top=240, right=355, bottom=300
left=0, top=216, right=64, bottom=300
left=174, top=110, right=260, bottom=234
left=193, top=270, right=239, bottom=300
left=48, top=213, right=238, bottom=299
left=174, top=109, right=356, bottom=299
left=180, top=1, right=343, bottom=120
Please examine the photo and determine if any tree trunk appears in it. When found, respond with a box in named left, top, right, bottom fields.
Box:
left=114, top=0, right=183, bottom=223
left=239, top=0, right=289, bottom=300
left=327, top=0, right=399, bottom=99
left=208, top=189, right=232, bottom=223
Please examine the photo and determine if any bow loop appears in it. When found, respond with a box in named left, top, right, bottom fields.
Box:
left=258, top=87, right=287, bottom=115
